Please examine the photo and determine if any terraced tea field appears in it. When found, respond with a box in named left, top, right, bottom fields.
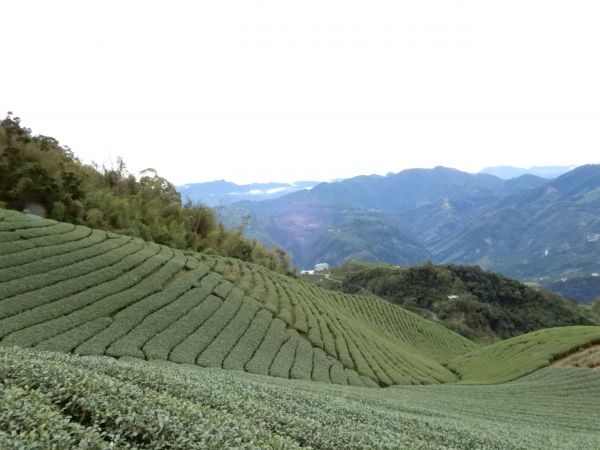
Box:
left=449, top=326, right=600, bottom=383
left=2, top=208, right=600, bottom=387
left=3, top=209, right=600, bottom=449
left=0, top=209, right=477, bottom=387
left=2, top=346, right=600, bottom=449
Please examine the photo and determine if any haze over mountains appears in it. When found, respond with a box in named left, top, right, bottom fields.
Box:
left=178, top=180, right=320, bottom=206
left=177, top=166, right=575, bottom=205
left=213, top=165, right=600, bottom=299
left=479, top=165, right=576, bottom=180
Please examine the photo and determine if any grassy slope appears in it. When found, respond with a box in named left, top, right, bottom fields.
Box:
left=449, top=326, right=600, bottom=384
left=2, top=346, right=600, bottom=450
left=0, top=208, right=476, bottom=386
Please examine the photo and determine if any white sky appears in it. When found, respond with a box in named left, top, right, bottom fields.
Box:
left=2, top=1, right=599, bottom=184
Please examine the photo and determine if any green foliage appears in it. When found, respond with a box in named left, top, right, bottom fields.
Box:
left=196, top=296, right=260, bottom=368
left=0, top=113, right=292, bottom=274
left=3, top=347, right=600, bottom=449
left=586, top=296, right=600, bottom=322
left=0, top=347, right=298, bottom=449
left=449, top=325, right=600, bottom=384
left=246, top=318, right=289, bottom=376
left=269, top=330, right=298, bottom=379
left=337, top=262, right=595, bottom=342
left=1, top=384, right=107, bottom=449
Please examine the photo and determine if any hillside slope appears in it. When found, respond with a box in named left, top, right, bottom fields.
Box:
left=0, top=114, right=292, bottom=274
left=433, top=164, right=600, bottom=279
left=448, top=326, right=600, bottom=384
left=0, top=208, right=477, bottom=387
left=3, top=346, right=600, bottom=450
left=336, top=262, right=595, bottom=342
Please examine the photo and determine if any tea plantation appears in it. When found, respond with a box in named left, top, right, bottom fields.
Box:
left=2, top=346, right=600, bottom=449
left=2, top=208, right=600, bottom=448
left=449, top=325, right=600, bottom=383
left=0, top=208, right=480, bottom=386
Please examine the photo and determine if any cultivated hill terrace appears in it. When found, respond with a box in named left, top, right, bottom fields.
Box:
left=1, top=208, right=600, bottom=387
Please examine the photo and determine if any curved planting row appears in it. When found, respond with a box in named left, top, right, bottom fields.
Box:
left=0, top=210, right=380, bottom=385
left=201, top=255, right=467, bottom=384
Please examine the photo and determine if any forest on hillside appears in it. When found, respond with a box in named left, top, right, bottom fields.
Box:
left=0, top=113, right=291, bottom=274
left=336, top=262, right=599, bottom=342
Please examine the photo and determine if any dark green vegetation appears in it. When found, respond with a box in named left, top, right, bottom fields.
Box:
left=0, top=113, right=291, bottom=273
left=3, top=116, right=600, bottom=449
left=222, top=164, right=600, bottom=285
left=2, top=346, right=600, bottom=449
left=335, top=261, right=596, bottom=342
left=592, top=298, right=600, bottom=321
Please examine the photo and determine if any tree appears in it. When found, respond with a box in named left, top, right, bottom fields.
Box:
left=0, top=113, right=294, bottom=274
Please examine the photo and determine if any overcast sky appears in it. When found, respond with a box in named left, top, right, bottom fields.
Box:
left=2, top=1, right=599, bottom=184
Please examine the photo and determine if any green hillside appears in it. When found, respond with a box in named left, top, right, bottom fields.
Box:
left=3, top=346, right=600, bottom=449
left=335, top=261, right=595, bottom=342
left=0, top=208, right=478, bottom=387
left=0, top=114, right=291, bottom=274
left=4, top=208, right=600, bottom=449
left=448, top=326, right=600, bottom=384
left=3, top=207, right=600, bottom=390
left=433, top=164, right=600, bottom=279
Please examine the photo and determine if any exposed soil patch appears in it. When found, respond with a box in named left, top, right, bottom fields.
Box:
left=552, top=343, right=600, bottom=369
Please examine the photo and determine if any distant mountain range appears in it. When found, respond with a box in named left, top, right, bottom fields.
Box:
left=432, top=165, right=600, bottom=281
left=217, top=165, right=600, bottom=302
left=177, top=180, right=319, bottom=206
left=220, top=166, right=548, bottom=267
left=178, top=166, right=575, bottom=206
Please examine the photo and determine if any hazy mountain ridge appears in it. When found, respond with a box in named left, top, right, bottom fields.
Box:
left=480, top=165, right=577, bottom=180
left=177, top=180, right=319, bottom=206
left=222, top=167, right=550, bottom=267
left=435, top=165, right=600, bottom=279
left=222, top=165, right=600, bottom=295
